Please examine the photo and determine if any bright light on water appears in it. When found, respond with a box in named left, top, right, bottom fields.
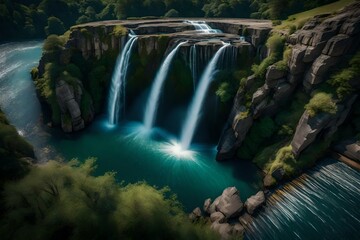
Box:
left=161, top=140, right=196, bottom=161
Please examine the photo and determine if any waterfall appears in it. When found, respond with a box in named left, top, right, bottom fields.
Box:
left=246, top=160, right=360, bottom=240
left=185, top=20, right=222, bottom=33
left=180, top=43, right=230, bottom=150
left=143, top=41, right=187, bottom=130
left=189, top=45, right=197, bottom=90
left=108, top=33, right=138, bottom=125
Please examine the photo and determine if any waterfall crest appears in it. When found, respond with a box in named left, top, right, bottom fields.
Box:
left=143, top=41, right=187, bottom=130
left=185, top=20, right=222, bottom=33
left=180, top=43, right=230, bottom=150
left=108, top=34, right=138, bottom=125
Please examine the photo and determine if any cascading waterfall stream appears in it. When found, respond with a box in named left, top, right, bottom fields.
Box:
left=180, top=43, right=230, bottom=150
left=189, top=45, right=197, bottom=90
left=108, top=33, right=138, bottom=125
left=143, top=41, right=187, bottom=130
left=246, top=160, right=360, bottom=239
left=185, top=20, right=222, bottom=33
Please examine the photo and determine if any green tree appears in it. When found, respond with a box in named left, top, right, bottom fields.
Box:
left=45, top=16, right=65, bottom=35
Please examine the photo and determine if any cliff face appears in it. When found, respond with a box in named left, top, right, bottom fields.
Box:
left=34, top=18, right=271, bottom=133
left=217, top=2, right=360, bottom=184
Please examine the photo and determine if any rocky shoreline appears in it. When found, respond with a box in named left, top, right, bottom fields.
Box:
left=189, top=187, right=266, bottom=239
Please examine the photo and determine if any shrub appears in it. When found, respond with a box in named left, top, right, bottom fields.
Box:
left=266, top=33, right=285, bottom=57
left=216, top=82, right=232, bottom=103
left=164, top=9, right=179, bottom=18
left=45, top=16, right=65, bottom=36
left=112, top=25, right=127, bottom=37
left=43, top=34, right=65, bottom=52
left=1, top=159, right=218, bottom=240
left=305, top=92, right=337, bottom=117
left=272, top=20, right=281, bottom=26
left=267, top=145, right=296, bottom=175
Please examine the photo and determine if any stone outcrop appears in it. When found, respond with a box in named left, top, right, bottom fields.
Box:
left=216, top=187, right=244, bottom=218
left=189, top=207, right=202, bottom=221
left=334, top=140, right=360, bottom=162
left=217, top=2, right=360, bottom=161
left=245, top=191, right=265, bottom=215
left=291, top=95, right=358, bottom=157
left=56, top=80, right=86, bottom=133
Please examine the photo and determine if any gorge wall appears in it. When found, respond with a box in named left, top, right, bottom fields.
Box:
left=217, top=2, right=360, bottom=186
left=33, top=18, right=271, bottom=134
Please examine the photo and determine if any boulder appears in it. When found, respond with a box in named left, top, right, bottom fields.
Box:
left=273, top=83, right=292, bottom=101
left=245, top=191, right=266, bottom=215
left=210, top=222, right=233, bottom=240
left=216, top=187, right=244, bottom=219
left=340, top=19, right=360, bottom=36
left=289, top=45, right=307, bottom=75
left=334, top=140, right=360, bottom=162
left=210, top=212, right=226, bottom=223
left=56, top=80, right=85, bottom=132
left=252, top=85, right=269, bottom=105
left=304, top=54, right=339, bottom=86
left=209, top=196, right=221, bottom=214
left=232, top=223, right=245, bottom=236
left=189, top=207, right=202, bottom=221
left=322, top=34, right=352, bottom=57
left=203, top=198, right=212, bottom=214
left=263, top=174, right=276, bottom=188
left=303, top=41, right=326, bottom=63
left=272, top=168, right=285, bottom=181
left=291, top=111, right=332, bottom=157
left=265, top=65, right=287, bottom=81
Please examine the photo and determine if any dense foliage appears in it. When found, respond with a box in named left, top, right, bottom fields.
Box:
left=0, top=158, right=217, bottom=239
left=0, top=0, right=338, bottom=41
left=0, top=109, right=33, bottom=185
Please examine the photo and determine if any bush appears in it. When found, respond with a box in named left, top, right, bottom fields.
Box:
left=0, top=159, right=218, bottom=240
left=266, top=33, right=285, bottom=57
left=165, top=9, right=179, bottom=18
left=45, top=16, right=65, bottom=36
left=267, top=145, right=296, bottom=175
left=305, top=92, right=337, bottom=117
left=112, top=25, right=127, bottom=37
left=272, top=20, right=282, bottom=26
left=43, top=34, right=65, bottom=52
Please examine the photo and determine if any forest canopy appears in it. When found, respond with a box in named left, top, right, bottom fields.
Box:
left=0, top=158, right=217, bottom=240
left=0, top=0, right=337, bottom=41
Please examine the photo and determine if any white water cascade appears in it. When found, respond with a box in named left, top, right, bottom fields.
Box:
left=189, top=44, right=197, bottom=90
left=143, top=41, right=187, bottom=130
left=108, top=33, right=138, bottom=125
left=185, top=20, right=222, bottom=33
left=180, top=43, right=230, bottom=150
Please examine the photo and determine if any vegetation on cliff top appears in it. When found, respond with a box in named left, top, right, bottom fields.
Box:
left=1, top=0, right=340, bottom=42
left=0, top=158, right=217, bottom=240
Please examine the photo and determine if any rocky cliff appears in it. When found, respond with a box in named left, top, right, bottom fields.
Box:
left=33, top=18, right=271, bottom=132
left=217, top=2, right=360, bottom=185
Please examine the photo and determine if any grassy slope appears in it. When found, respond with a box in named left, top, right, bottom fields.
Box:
left=275, top=0, right=357, bottom=30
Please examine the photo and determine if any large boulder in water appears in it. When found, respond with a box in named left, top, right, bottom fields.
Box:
left=210, top=212, right=226, bottom=223
left=188, top=207, right=202, bottom=221
left=215, top=187, right=244, bottom=219
left=245, top=191, right=266, bottom=215
left=203, top=198, right=212, bottom=214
